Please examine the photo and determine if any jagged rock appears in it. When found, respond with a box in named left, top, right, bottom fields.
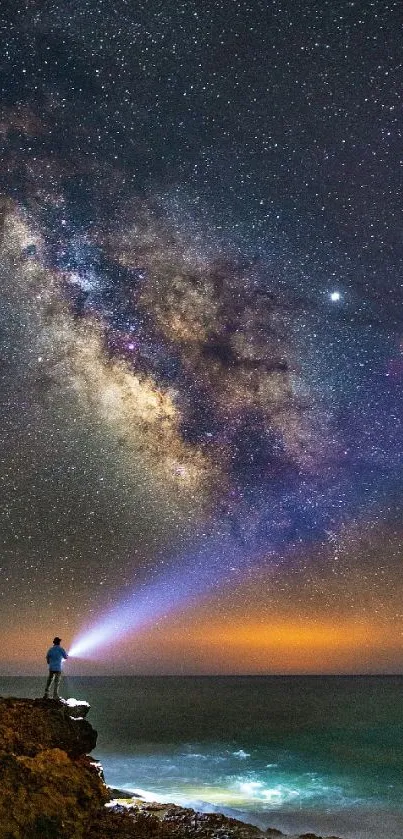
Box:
left=154, top=804, right=266, bottom=836
left=107, top=788, right=144, bottom=801
left=0, top=697, right=96, bottom=758
left=101, top=802, right=343, bottom=839
left=90, top=805, right=267, bottom=839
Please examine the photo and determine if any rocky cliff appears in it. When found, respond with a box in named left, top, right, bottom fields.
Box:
left=0, top=697, right=107, bottom=838
left=0, top=696, right=342, bottom=839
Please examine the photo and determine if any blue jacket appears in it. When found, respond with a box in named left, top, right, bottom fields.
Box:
left=46, top=645, right=68, bottom=672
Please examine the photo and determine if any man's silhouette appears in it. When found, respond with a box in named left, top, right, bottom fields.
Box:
left=44, top=636, right=68, bottom=699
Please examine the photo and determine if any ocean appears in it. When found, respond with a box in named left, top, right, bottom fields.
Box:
left=1, top=675, right=402, bottom=839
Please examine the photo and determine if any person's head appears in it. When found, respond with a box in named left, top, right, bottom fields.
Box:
left=53, top=637, right=62, bottom=645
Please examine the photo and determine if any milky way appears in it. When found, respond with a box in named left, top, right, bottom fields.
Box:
left=0, top=0, right=402, bottom=671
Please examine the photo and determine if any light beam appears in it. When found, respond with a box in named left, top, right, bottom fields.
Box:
left=68, top=538, right=261, bottom=659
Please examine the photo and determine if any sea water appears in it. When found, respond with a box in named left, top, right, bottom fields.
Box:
left=1, top=675, right=403, bottom=839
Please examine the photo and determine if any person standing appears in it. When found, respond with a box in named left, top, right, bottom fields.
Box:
left=44, top=636, right=68, bottom=700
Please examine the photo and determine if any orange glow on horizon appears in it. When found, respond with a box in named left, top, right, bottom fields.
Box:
left=0, top=615, right=402, bottom=676
left=193, top=619, right=375, bottom=649
left=156, top=616, right=403, bottom=674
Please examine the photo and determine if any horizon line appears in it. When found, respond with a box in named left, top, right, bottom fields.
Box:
left=1, top=671, right=403, bottom=678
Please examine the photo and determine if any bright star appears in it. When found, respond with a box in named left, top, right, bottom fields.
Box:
left=330, top=291, right=341, bottom=302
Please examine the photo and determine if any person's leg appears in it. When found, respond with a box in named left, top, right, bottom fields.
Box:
left=44, top=671, right=54, bottom=698
left=52, top=671, right=61, bottom=699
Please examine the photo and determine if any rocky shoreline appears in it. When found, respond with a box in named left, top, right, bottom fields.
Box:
left=0, top=696, right=343, bottom=839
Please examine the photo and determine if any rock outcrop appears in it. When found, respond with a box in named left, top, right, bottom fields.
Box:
left=0, top=697, right=107, bottom=839
left=0, top=696, right=343, bottom=839
left=0, top=698, right=95, bottom=758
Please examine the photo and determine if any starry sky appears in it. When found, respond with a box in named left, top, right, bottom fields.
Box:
left=0, top=0, right=402, bottom=674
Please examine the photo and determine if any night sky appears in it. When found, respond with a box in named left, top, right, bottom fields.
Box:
left=1, top=0, right=402, bottom=674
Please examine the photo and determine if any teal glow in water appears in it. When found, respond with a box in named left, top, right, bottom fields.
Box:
left=2, top=676, right=402, bottom=838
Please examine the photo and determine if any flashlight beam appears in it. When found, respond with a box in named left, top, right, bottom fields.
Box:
left=69, top=537, right=263, bottom=659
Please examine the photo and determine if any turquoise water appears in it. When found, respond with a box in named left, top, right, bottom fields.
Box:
left=1, top=676, right=403, bottom=839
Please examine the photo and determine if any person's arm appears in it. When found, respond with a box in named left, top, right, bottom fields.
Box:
left=46, top=651, right=50, bottom=664
left=62, top=648, right=68, bottom=659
